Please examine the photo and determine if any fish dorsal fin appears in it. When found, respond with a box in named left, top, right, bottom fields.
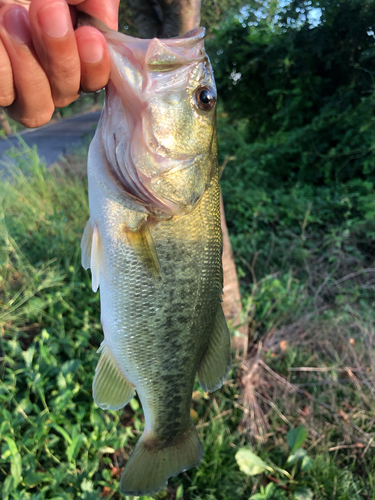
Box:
left=93, top=343, right=134, bottom=411
left=197, top=306, right=231, bottom=392
left=125, top=219, right=162, bottom=286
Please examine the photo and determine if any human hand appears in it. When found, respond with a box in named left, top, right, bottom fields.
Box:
left=0, top=0, right=119, bottom=127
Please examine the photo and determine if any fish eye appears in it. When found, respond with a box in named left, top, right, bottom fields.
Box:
left=195, top=86, right=216, bottom=111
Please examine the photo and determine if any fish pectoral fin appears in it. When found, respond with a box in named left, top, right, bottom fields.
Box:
left=197, top=306, right=232, bottom=392
left=125, top=219, right=162, bottom=286
left=81, top=219, right=93, bottom=270
left=93, top=343, right=134, bottom=411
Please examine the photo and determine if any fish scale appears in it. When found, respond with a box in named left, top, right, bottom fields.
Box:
left=99, top=172, right=221, bottom=437
left=79, top=14, right=231, bottom=496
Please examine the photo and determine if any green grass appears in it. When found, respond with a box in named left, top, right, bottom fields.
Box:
left=0, top=142, right=375, bottom=499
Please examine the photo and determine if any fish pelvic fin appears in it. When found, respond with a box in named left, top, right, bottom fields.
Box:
left=81, top=219, right=93, bottom=270
left=125, top=219, right=162, bottom=286
left=80, top=219, right=104, bottom=292
left=198, top=305, right=232, bottom=392
left=120, top=422, right=202, bottom=496
left=93, top=342, right=134, bottom=411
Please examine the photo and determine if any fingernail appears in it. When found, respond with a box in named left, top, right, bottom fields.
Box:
left=38, top=2, right=70, bottom=39
left=78, top=34, right=104, bottom=63
left=4, top=8, right=32, bottom=44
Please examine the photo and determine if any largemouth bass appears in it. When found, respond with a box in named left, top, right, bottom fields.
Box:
left=80, top=17, right=231, bottom=496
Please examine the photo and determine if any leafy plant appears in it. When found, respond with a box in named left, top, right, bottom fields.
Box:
left=236, top=426, right=314, bottom=499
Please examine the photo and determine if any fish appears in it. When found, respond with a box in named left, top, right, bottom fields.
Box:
left=79, top=16, right=231, bottom=496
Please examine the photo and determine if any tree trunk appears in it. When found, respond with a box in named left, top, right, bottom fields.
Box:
left=220, top=195, right=248, bottom=353
left=127, top=0, right=247, bottom=353
left=0, top=108, right=12, bottom=136
left=127, top=0, right=201, bottom=38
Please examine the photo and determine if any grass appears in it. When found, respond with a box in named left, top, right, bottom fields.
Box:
left=0, top=140, right=374, bottom=499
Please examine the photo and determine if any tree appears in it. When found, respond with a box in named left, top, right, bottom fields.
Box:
left=119, top=0, right=255, bottom=37
left=209, top=0, right=375, bottom=186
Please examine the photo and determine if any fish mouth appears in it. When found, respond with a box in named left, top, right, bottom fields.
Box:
left=94, top=27, right=214, bottom=218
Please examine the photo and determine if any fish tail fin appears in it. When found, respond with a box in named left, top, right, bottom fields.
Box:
left=120, top=422, right=202, bottom=496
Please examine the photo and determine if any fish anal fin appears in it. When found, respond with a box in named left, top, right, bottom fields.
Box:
left=120, top=422, right=202, bottom=496
left=125, top=219, right=162, bottom=286
left=81, top=219, right=93, bottom=270
left=93, top=343, right=134, bottom=411
left=198, top=306, right=231, bottom=392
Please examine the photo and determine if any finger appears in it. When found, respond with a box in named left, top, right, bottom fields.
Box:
left=0, top=0, right=30, bottom=8
left=0, top=35, right=14, bottom=106
left=28, top=0, right=80, bottom=108
left=0, top=5, right=54, bottom=127
left=67, top=0, right=120, bottom=30
left=75, top=26, right=110, bottom=92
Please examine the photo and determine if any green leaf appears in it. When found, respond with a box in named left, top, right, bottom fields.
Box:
left=4, top=436, right=22, bottom=488
left=235, top=449, right=273, bottom=476
left=81, top=478, right=94, bottom=492
left=24, top=471, right=53, bottom=487
left=21, top=346, right=35, bottom=368
left=274, top=467, right=293, bottom=480
left=66, top=434, right=84, bottom=461
left=293, top=486, right=314, bottom=500
left=50, top=423, right=72, bottom=445
left=4, top=436, right=18, bottom=455
left=10, top=452, right=22, bottom=488
left=264, top=482, right=276, bottom=499
left=249, top=494, right=266, bottom=500
left=301, top=455, right=314, bottom=472
left=2, top=475, right=13, bottom=500
left=287, top=426, right=307, bottom=452
left=286, top=447, right=306, bottom=466
left=61, top=359, right=80, bottom=376
left=102, top=468, right=111, bottom=482
left=130, top=398, right=139, bottom=411
left=176, top=484, right=184, bottom=500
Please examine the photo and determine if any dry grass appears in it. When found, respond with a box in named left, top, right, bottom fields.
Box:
left=238, top=302, right=375, bottom=460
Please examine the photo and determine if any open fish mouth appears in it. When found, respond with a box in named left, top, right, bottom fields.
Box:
left=85, top=19, right=217, bottom=218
